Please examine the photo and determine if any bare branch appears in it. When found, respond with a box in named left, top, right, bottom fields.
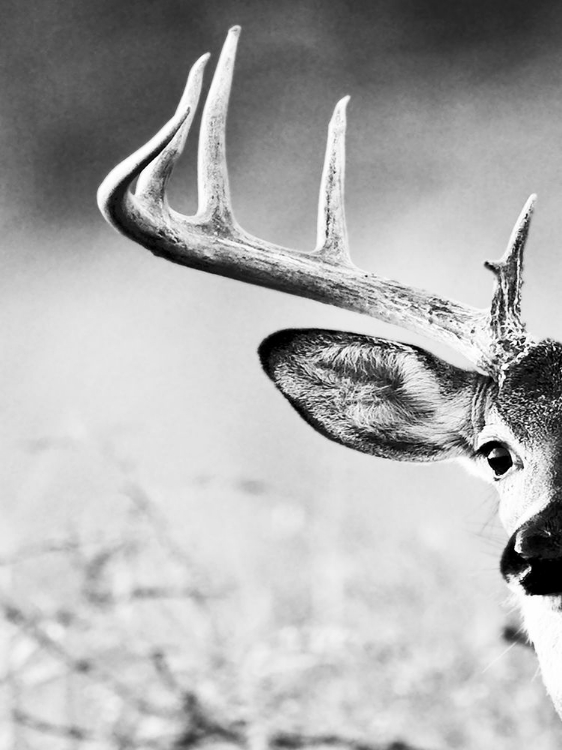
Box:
left=0, top=597, right=176, bottom=719
left=13, top=709, right=96, bottom=742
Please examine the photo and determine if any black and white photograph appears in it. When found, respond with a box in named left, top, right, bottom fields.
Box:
left=3, top=2, right=562, bottom=748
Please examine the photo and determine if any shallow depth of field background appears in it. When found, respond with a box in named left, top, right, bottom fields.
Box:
left=3, top=1, right=562, bottom=748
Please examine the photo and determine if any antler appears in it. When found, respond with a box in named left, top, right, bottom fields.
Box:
left=97, top=26, right=535, bottom=377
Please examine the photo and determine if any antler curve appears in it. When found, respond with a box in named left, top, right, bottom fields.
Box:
left=97, top=26, right=535, bottom=377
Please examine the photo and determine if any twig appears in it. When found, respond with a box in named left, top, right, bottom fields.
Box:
left=173, top=691, right=432, bottom=750
left=121, top=481, right=202, bottom=581
left=272, top=733, right=428, bottom=750
left=132, top=585, right=214, bottom=602
left=175, top=691, right=243, bottom=747
left=0, top=536, right=120, bottom=568
left=151, top=649, right=185, bottom=698
left=13, top=709, right=97, bottom=741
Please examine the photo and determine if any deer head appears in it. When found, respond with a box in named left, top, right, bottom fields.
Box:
left=97, top=27, right=562, bottom=717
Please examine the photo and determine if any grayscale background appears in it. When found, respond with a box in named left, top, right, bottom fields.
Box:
left=2, top=1, right=562, bottom=748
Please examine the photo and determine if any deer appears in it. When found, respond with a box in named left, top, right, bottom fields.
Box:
left=97, top=26, right=562, bottom=718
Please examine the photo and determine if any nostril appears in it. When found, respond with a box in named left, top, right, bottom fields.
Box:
left=501, top=534, right=530, bottom=583
left=514, top=528, right=555, bottom=560
left=515, top=528, right=560, bottom=560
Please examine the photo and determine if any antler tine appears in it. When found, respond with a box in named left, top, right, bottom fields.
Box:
left=99, top=27, right=541, bottom=378
left=134, top=52, right=210, bottom=206
left=96, top=50, right=210, bottom=244
left=485, top=194, right=536, bottom=363
left=96, top=112, right=189, bottom=233
left=316, top=96, right=352, bottom=266
left=197, top=25, right=240, bottom=227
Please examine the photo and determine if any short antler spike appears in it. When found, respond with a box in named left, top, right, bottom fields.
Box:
left=485, top=194, right=536, bottom=362
left=316, top=96, right=352, bottom=266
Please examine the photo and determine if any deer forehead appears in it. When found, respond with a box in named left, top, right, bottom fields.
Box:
left=494, top=339, right=562, bottom=444
left=478, top=340, right=562, bottom=468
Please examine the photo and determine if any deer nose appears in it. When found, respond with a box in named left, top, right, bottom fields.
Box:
left=501, top=513, right=562, bottom=596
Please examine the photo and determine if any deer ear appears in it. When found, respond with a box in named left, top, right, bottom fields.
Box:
left=259, top=329, right=482, bottom=461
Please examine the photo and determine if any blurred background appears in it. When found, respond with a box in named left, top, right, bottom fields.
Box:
left=2, top=1, right=562, bottom=748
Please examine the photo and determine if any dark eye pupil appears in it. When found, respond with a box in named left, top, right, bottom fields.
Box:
left=486, top=445, right=513, bottom=476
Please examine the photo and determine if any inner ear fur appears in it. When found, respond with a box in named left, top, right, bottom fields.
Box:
left=259, top=328, right=484, bottom=461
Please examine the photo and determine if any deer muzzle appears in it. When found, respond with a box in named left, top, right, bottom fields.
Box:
left=501, top=509, right=562, bottom=596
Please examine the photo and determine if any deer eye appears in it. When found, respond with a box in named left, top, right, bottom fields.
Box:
left=480, top=442, right=513, bottom=477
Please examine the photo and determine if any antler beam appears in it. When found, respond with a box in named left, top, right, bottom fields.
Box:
left=97, top=26, right=534, bottom=376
